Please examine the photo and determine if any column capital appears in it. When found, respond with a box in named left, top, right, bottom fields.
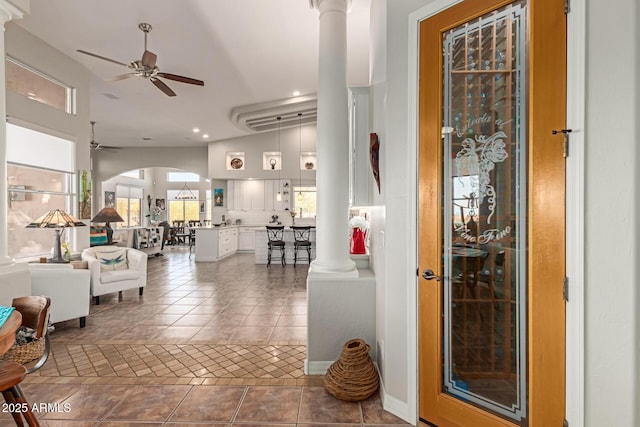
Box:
left=309, top=0, right=351, bottom=14
left=0, top=0, right=27, bottom=23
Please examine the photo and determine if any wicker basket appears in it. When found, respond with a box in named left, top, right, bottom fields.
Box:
left=0, top=338, right=45, bottom=366
left=324, top=338, right=380, bottom=401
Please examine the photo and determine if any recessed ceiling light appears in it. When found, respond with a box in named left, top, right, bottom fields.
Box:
left=293, top=91, right=300, bottom=96
left=202, top=134, right=209, bottom=138
left=193, top=128, right=200, bottom=133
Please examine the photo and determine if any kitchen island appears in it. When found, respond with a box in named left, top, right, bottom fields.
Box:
left=254, top=227, right=316, bottom=264
left=194, top=226, right=238, bottom=262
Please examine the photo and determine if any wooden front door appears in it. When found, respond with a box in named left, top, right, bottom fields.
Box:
left=417, top=1, right=566, bottom=426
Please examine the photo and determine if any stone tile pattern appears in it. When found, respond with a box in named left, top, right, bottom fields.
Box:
left=34, top=342, right=307, bottom=383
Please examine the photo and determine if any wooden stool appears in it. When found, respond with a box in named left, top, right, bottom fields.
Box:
left=0, top=361, right=40, bottom=426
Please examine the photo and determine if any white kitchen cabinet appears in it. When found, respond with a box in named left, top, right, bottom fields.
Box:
left=194, top=227, right=238, bottom=261
left=238, top=227, right=256, bottom=251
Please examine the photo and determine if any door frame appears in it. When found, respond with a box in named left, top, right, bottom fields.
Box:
left=406, top=0, right=585, bottom=425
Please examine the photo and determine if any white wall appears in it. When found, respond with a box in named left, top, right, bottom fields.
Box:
left=369, top=0, right=433, bottom=421
left=208, top=124, right=317, bottom=181
left=584, top=0, right=639, bottom=425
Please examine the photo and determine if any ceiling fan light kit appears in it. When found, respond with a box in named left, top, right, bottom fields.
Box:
left=77, top=22, right=204, bottom=97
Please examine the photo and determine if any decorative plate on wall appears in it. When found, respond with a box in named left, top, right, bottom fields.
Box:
left=230, top=158, right=244, bottom=169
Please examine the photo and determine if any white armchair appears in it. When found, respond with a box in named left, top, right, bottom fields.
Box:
left=29, top=263, right=90, bottom=328
left=81, top=247, right=147, bottom=305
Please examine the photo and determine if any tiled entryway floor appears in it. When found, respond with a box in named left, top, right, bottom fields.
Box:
left=13, top=248, right=409, bottom=426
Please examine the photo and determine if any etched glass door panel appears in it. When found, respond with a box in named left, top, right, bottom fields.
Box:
left=442, top=2, right=527, bottom=422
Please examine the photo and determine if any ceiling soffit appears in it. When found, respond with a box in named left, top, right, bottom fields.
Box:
left=231, top=94, right=317, bottom=133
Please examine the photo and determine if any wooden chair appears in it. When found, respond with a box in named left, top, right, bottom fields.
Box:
left=291, top=226, right=312, bottom=266
left=172, top=220, right=189, bottom=245
left=1, top=296, right=52, bottom=374
left=0, top=296, right=52, bottom=426
left=266, top=226, right=286, bottom=266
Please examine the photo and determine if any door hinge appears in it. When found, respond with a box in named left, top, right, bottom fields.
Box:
left=564, top=418, right=569, bottom=427
left=552, top=129, right=572, bottom=157
left=564, top=0, right=570, bottom=14
left=562, top=277, right=569, bottom=302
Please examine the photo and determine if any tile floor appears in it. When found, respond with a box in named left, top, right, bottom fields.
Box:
left=10, top=247, right=409, bottom=426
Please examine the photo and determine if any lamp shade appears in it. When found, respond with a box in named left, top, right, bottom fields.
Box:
left=26, top=209, right=86, bottom=229
left=25, top=209, right=86, bottom=263
left=91, top=207, right=124, bottom=223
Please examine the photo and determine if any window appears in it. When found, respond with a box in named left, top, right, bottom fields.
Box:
left=6, top=123, right=76, bottom=260
left=116, top=185, right=142, bottom=227
left=6, top=56, right=76, bottom=114
left=293, top=186, right=317, bottom=218
left=167, top=171, right=200, bottom=183
left=120, top=169, right=144, bottom=179
left=167, top=190, right=200, bottom=223
left=7, top=164, right=74, bottom=259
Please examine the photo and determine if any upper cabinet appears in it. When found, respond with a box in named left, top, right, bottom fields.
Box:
left=228, top=179, right=289, bottom=211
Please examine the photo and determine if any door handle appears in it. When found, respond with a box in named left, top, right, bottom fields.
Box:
left=422, top=269, right=441, bottom=281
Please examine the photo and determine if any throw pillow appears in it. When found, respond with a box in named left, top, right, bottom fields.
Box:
left=94, top=248, right=128, bottom=272
left=89, top=225, right=108, bottom=246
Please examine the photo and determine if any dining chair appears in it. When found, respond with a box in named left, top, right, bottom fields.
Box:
left=172, top=220, right=188, bottom=245
left=266, top=225, right=286, bottom=266
left=291, top=226, right=312, bottom=266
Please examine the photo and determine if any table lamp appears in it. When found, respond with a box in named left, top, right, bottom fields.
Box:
left=26, top=209, right=86, bottom=263
left=91, top=207, right=124, bottom=245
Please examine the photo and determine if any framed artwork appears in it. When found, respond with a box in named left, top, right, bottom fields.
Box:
left=104, top=191, right=115, bottom=208
left=79, top=169, right=92, bottom=219
left=199, top=201, right=206, bottom=214
left=214, top=188, right=224, bottom=207
left=156, top=198, right=166, bottom=211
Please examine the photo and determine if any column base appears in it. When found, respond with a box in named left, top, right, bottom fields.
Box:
left=309, top=258, right=358, bottom=279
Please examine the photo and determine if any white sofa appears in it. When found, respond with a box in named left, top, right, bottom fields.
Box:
left=81, top=247, right=147, bottom=305
left=29, top=263, right=91, bottom=328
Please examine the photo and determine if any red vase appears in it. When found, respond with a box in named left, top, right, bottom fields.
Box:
left=350, top=228, right=367, bottom=254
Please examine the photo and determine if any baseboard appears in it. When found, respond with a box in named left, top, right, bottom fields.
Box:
left=304, top=359, right=333, bottom=375
left=379, top=377, right=414, bottom=424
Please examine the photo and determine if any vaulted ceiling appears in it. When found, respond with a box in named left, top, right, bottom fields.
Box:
left=16, top=0, right=371, bottom=148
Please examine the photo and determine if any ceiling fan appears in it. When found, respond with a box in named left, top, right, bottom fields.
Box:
left=89, top=121, right=120, bottom=151
left=77, top=23, right=204, bottom=97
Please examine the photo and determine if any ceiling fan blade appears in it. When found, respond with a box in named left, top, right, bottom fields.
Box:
left=156, top=73, right=204, bottom=86
left=150, top=77, right=177, bottom=97
left=141, top=50, right=157, bottom=68
left=77, top=49, right=129, bottom=67
left=106, top=73, right=136, bottom=82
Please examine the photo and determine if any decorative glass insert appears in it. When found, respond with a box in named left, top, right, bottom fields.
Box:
left=441, top=1, right=528, bottom=423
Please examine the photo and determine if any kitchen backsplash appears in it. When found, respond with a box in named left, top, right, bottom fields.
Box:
left=224, top=210, right=316, bottom=226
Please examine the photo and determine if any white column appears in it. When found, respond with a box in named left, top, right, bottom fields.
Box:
left=309, top=0, right=357, bottom=277
left=0, top=0, right=26, bottom=266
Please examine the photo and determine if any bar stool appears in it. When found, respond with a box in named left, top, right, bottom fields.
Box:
left=291, top=226, right=312, bottom=266
left=266, top=225, right=286, bottom=266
